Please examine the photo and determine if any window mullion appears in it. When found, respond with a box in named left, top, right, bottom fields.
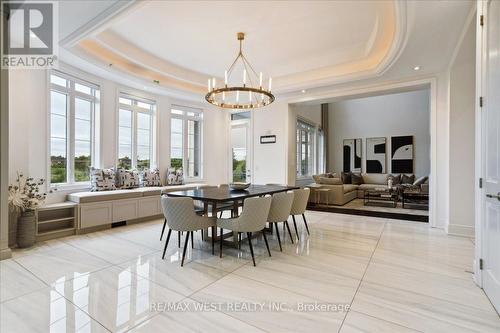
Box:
left=68, top=85, right=76, bottom=183
left=132, top=110, right=137, bottom=169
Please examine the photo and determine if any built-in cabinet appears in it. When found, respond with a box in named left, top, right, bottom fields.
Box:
left=79, top=196, right=162, bottom=229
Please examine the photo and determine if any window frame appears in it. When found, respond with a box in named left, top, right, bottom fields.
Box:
left=296, top=118, right=322, bottom=179
left=47, top=70, right=100, bottom=189
left=170, top=105, right=204, bottom=180
left=117, top=93, right=156, bottom=170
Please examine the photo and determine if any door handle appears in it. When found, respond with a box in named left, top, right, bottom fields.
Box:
left=486, top=192, right=500, bottom=201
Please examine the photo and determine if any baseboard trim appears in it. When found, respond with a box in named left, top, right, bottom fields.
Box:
left=0, top=247, right=12, bottom=260
left=447, top=224, right=475, bottom=237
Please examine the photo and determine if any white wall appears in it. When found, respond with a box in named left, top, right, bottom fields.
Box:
left=448, top=16, right=476, bottom=237
left=8, top=63, right=228, bottom=206
left=327, top=89, right=431, bottom=177
left=292, top=104, right=321, bottom=126
left=252, top=101, right=290, bottom=185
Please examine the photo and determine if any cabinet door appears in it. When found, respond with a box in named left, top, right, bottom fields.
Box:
left=80, top=203, right=112, bottom=229
left=112, top=199, right=138, bottom=222
left=138, top=197, right=161, bottom=218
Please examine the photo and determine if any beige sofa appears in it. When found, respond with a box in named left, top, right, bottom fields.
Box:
left=308, top=174, right=390, bottom=206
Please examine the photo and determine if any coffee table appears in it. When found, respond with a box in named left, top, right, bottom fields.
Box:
left=402, top=190, right=429, bottom=210
left=364, top=189, right=398, bottom=208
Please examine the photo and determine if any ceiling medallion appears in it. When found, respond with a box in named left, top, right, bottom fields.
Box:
left=205, top=32, right=275, bottom=109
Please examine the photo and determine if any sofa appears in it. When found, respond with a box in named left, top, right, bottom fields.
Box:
left=308, top=173, right=428, bottom=206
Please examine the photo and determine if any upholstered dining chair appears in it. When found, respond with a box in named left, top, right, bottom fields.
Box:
left=217, top=196, right=272, bottom=266
left=161, top=196, right=217, bottom=266
left=290, top=188, right=311, bottom=240
left=267, top=191, right=295, bottom=251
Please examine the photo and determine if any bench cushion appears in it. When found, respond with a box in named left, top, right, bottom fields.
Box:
left=68, top=189, right=143, bottom=204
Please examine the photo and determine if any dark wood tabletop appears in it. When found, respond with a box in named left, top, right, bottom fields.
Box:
left=166, top=184, right=299, bottom=202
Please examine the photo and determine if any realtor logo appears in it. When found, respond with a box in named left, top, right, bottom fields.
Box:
left=2, top=1, right=58, bottom=68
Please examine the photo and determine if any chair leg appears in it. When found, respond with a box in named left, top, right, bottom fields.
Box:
left=284, top=221, right=294, bottom=244
left=178, top=231, right=181, bottom=247
left=219, top=211, right=223, bottom=218
left=262, top=230, right=271, bottom=257
left=302, top=213, right=310, bottom=235
left=247, top=232, right=256, bottom=266
left=292, top=215, right=300, bottom=241
left=201, top=229, right=204, bottom=241
left=190, top=231, right=194, bottom=248
left=161, top=229, right=172, bottom=259
left=211, top=227, right=215, bottom=255
left=219, top=228, right=223, bottom=258
left=160, top=218, right=167, bottom=240
left=238, top=232, right=242, bottom=250
left=274, top=223, right=282, bottom=251
left=181, top=232, right=189, bottom=266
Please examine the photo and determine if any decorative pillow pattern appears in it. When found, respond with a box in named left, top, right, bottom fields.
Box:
left=117, top=168, right=140, bottom=189
left=401, top=174, right=415, bottom=185
left=141, top=168, right=162, bottom=187
left=167, top=167, right=184, bottom=185
left=90, top=167, right=117, bottom=192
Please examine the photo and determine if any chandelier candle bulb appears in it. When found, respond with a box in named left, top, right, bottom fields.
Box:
left=269, top=78, right=272, bottom=92
left=204, top=32, right=275, bottom=109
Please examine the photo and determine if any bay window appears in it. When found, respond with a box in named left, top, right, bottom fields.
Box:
left=170, top=106, right=203, bottom=179
left=49, top=71, right=100, bottom=186
left=118, top=94, right=156, bottom=170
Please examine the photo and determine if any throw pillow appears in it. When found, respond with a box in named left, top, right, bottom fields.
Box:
left=90, top=167, right=117, bottom=192
left=401, top=174, right=415, bottom=184
left=326, top=172, right=337, bottom=178
left=388, top=174, right=401, bottom=185
left=341, top=172, right=352, bottom=184
left=318, top=177, right=342, bottom=185
left=312, top=174, right=326, bottom=183
left=141, top=168, right=162, bottom=187
left=351, top=173, right=363, bottom=185
left=116, top=168, right=140, bottom=189
left=167, top=167, right=184, bottom=185
left=413, top=175, right=428, bottom=186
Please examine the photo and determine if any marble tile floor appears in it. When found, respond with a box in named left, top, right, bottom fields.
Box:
left=1, top=211, right=499, bottom=333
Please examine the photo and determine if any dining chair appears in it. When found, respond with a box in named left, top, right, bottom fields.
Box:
left=267, top=191, right=295, bottom=251
left=217, top=196, right=272, bottom=266
left=290, top=188, right=311, bottom=240
left=161, top=196, right=217, bottom=266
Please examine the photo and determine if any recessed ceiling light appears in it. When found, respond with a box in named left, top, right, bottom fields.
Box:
left=413, top=66, right=421, bottom=71
left=301, top=89, right=306, bottom=93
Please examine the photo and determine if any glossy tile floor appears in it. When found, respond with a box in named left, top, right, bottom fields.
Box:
left=1, top=211, right=499, bottom=333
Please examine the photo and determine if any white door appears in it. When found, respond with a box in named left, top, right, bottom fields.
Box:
left=481, top=0, right=500, bottom=312
left=230, top=113, right=252, bottom=183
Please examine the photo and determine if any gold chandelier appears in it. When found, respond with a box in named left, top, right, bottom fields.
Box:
left=205, top=32, right=275, bottom=109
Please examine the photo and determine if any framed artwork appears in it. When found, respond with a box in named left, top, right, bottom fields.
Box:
left=391, top=135, right=413, bottom=173
left=343, top=138, right=362, bottom=173
left=366, top=137, right=386, bottom=173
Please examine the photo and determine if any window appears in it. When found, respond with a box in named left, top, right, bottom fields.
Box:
left=170, top=106, right=203, bottom=178
left=296, top=119, right=324, bottom=178
left=118, top=94, right=156, bottom=170
left=49, top=71, right=100, bottom=185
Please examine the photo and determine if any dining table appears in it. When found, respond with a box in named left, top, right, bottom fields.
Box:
left=166, top=184, right=299, bottom=246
